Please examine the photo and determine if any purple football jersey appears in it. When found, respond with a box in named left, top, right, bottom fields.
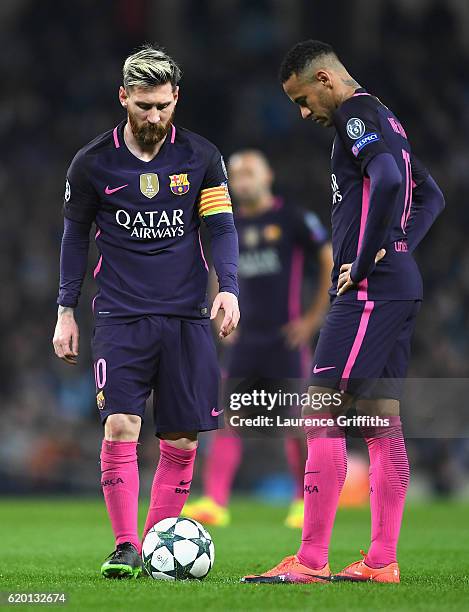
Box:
left=59, top=121, right=233, bottom=325
left=330, top=89, right=427, bottom=301
left=235, top=198, right=328, bottom=336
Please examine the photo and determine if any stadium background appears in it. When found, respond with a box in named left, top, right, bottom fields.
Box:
left=1, top=0, right=468, bottom=500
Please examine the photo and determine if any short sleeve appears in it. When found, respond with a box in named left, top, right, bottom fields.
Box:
left=333, top=96, right=391, bottom=172
left=63, top=152, right=100, bottom=224
left=291, top=208, right=329, bottom=249
left=198, top=148, right=233, bottom=217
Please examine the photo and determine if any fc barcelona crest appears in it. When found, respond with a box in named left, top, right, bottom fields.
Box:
left=96, top=390, right=105, bottom=410
left=169, top=173, right=190, bottom=195
left=264, top=224, right=282, bottom=243
left=140, top=173, right=159, bottom=199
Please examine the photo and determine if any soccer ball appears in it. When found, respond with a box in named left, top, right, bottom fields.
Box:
left=142, top=517, right=215, bottom=580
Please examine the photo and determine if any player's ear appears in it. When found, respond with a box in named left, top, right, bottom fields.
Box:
left=317, top=70, right=332, bottom=89
left=172, top=85, right=179, bottom=104
left=119, top=86, right=128, bottom=108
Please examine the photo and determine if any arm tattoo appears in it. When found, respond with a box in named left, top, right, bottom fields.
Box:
left=58, top=306, right=75, bottom=316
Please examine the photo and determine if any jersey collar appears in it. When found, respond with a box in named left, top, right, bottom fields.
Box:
left=113, top=120, right=176, bottom=165
left=332, top=88, right=370, bottom=127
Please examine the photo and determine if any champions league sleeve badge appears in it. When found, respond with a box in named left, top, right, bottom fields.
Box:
left=169, top=173, right=190, bottom=195
left=346, top=117, right=366, bottom=140
left=64, top=179, right=71, bottom=202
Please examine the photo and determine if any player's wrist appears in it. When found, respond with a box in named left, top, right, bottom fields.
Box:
left=304, top=309, right=320, bottom=324
left=219, top=288, right=239, bottom=299
left=350, top=260, right=367, bottom=284
left=58, top=305, right=75, bottom=318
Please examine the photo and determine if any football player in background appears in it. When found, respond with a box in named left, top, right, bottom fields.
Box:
left=184, top=150, right=332, bottom=528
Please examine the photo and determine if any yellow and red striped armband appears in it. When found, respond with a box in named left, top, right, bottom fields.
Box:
left=198, top=184, right=233, bottom=217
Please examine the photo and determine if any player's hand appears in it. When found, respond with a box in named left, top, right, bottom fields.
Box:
left=337, top=249, right=386, bottom=296
left=210, top=292, right=240, bottom=339
left=53, top=307, right=79, bottom=365
left=282, top=313, right=321, bottom=349
left=222, top=327, right=239, bottom=345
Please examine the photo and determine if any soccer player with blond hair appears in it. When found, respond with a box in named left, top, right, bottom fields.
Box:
left=53, top=45, right=239, bottom=578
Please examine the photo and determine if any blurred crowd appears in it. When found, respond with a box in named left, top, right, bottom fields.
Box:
left=1, top=0, right=468, bottom=494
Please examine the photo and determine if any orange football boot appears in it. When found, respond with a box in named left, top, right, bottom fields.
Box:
left=333, top=550, right=400, bottom=583
left=241, top=555, right=331, bottom=584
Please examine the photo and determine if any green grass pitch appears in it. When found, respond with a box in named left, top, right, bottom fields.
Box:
left=1, top=498, right=468, bottom=611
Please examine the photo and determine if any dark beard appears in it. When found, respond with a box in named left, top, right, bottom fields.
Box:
left=128, top=109, right=175, bottom=146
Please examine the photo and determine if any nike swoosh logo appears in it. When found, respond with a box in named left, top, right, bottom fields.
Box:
left=179, top=479, right=192, bottom=486
left=285, top=572, right=330, bottom=581
left=313, top=365, right=336, bottom=374
left=104, top=184, right=128, bottom=195
left=305, top=471, right=320, bottom=475
left=211, top=408, right=224, bottom=417
left=297, top=573, right=330, bottom=580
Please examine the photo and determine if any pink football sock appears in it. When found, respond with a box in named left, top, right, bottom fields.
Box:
left=363, top=416, right=409, bottom=568
left=284, top=437, right=306, bottom=500
left=143, top=439, right=197, bottom=540
left=100, top=439, right=140, bottom=552
left=203, top=433, right=242, bottom=507
left=297, top=418, right=347, bottom=569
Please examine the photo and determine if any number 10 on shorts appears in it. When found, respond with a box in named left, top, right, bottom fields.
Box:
left=94, top=358, right=107, bottom=390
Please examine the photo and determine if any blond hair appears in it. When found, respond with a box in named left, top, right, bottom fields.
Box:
left=123, top=45, right=181, bottom=89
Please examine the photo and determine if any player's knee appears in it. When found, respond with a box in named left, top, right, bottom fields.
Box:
left=104, top=413, right=141, bottom=441
left=160, top=431, right=198, bottom=451
left=301, top=386, right=350, bottom=418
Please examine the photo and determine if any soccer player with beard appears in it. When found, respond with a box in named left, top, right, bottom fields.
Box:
left=243, top=40, right=445, bottom=584
left=52, top=45, right=239, bottom=579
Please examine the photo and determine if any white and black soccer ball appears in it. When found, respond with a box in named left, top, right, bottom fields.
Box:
left=142, top=517, right=215, bottom=580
